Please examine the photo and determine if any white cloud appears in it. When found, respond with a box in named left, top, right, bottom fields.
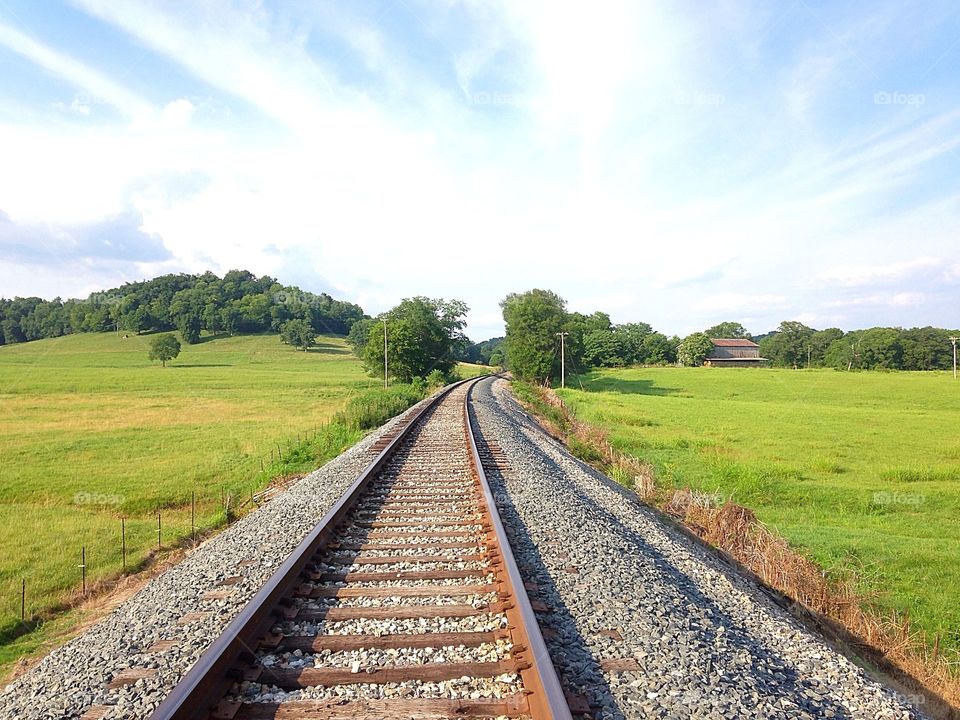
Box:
left=0, top=22, right=153, bottom=118
left=3, top=2, right=960, bottom=340
left=890, top=291, right=926, bottom=307
left=783, top=52, right=838, bottom=122
left=823, top=292, right=928, bottom=309
left=692, top=293, right=788, bottom=313
left=160, top=98, right=194, bottom=127
left=816, top=256, right=942, bottom=287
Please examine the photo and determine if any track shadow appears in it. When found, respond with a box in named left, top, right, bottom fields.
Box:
left=469, top=409, right=620, bottom=719
left=169, top=363, right=232, bottom=368
left=307, top=343, right=351, bottom=355
left=578, top=373, right=682, bottom=397
left=470, top=382, right=866, bottom=719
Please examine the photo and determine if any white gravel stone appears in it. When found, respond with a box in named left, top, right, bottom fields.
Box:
left=0, top=395, right=439, bottom=720
left=2, top=376, right=930, bottom=720
left=469, top=377, right=931, bottom=720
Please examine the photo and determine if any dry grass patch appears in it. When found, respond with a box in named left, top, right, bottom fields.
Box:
left=514, top=381, right=959, bottom=711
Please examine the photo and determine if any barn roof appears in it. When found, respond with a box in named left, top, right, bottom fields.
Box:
left=711, top=338, right=759, bottom=347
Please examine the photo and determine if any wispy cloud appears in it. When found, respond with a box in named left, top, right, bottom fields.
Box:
left=0, top=207, right=171, bottom=264
left=2, top=1, right=960, bottom=339
left=70, top=0, right=371, bottom=138
left=815, top=256, right=942, bottom=287
left=0, top=22, right=154, bottom=117
left=692, top=293, right=789, bottom=313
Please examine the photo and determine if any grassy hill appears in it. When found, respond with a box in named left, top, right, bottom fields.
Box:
left=560, top=367, right=960, bottom=660
left=0, top=331, right=380, bottom=668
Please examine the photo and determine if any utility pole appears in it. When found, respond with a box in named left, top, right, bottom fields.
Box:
left=951, top=337, right=958, bottom=380
left=556, top=331, right=569, bottom=388
left=383, top=319, right=388, bottom=388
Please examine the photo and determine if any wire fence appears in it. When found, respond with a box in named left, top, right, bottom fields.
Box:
left=0, top=422, right=343, bottom=640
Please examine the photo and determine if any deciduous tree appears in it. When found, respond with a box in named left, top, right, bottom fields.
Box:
left=704, top=321, right=750, bottom=339
left=500, top=289, right=567, bottom=383
left=362, top=297, right=467, bottom=382
left=759, top=321, right=815, bottom=367
left=280, top=318, right=316, bottom=351
left=678, top=332, right=713, bottom=366
left=147, top=334, right=181, bottom=367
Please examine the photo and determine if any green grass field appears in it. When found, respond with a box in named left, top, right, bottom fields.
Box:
left=0, top=331, right=384, bottom=668
left=559, top=367, right=960, bottom=658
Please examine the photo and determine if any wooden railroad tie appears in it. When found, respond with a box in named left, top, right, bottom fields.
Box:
left=257, top=659, right=524, bottom=689
left=107, top=666, right=158, bottom=689
left=212, top=696, right=530, bottom=720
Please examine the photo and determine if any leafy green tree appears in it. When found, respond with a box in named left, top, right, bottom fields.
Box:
left=759, top=321, right=815, bottom=367
left=616, top=322, right=653, bottom=364
left=824, top=337, right=855, bottom=370
left=859, top=327, right=903, bottom=369
left=462, top=336, right=504, bottom=365
left=175, top=313, right=202, bottom=344
left=806, top=328, right=843, bottom=367
left=901, top=327, right=953, bottom=370
left=202, top=303, right=223, bottom=334
left=124, top=305, right=153, bottom=335
left=501, top=289, right=567, bottom=383
left=705, top=321, right=750, bottom=339
left=280, top=318, right=316, bottom=351
left=235, top=293, right=273, bottom=332
left=0, top=269, right=365, bottom=347
left=147, top=334, right=181, bottom=367
left=582, top=311, right=613, bottom=333
left=678, top=332, right=713, bottom=366
left=347, top=318, right=375, bottom=355
left=220, top=305, right=241, bottom=335
left=583, top=329, right=627, bottom=367
left=641, top=332, right=675, bottom=364
left=1, top=317, right=24, bottom=344
left=362, top=297, right=467, bottom=382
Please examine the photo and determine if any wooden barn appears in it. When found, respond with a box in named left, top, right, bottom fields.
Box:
left=704, top=338, right=765, bottom=367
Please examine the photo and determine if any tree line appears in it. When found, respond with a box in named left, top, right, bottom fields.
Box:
left=0, top=270, right=364, bottom=346
left=347, top=297, right=470, bottom=384
left=757, top=321, right=958, bottom=371
left=499, top=289, right=683, bottom=383
left=498, top=289, right=959, bottom=383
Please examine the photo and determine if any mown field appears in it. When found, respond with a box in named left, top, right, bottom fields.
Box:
left=559, top=367, right=960, bottom=659
left=0, top=331, right=384, bottom=668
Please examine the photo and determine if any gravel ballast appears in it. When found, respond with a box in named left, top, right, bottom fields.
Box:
left=0, top=378, right=935, bottom=719
left=0, top=396, right=436, bottom=720
left=470, top=376, right=929, bottom=720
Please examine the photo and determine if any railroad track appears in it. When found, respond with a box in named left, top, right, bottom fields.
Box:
left=149, top=377, right=572, bottom=720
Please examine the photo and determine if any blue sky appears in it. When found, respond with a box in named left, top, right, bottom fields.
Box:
left=1, top=1, right=959, bottom=340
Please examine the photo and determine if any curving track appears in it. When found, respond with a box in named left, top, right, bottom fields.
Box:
left=148, top=378, right=571, bottom=720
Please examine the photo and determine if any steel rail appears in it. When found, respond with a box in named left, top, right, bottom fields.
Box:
left=464, top=377, right=573, bottom=720
left=148, top=378, right=473, bottom=720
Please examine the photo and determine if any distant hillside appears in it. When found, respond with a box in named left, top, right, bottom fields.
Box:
left=0, top=270, right=365, bottom=346
left=461, top=336, right=504, bottom=365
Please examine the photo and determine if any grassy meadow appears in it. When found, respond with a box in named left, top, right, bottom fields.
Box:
left=559, top=367, right=960, bottom=659
left=0, top=331, right=384, bottom=668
